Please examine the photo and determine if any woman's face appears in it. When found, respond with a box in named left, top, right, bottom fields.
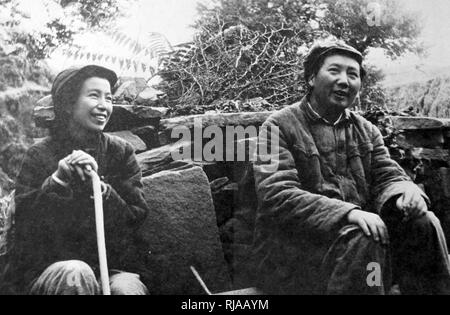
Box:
left=71, top=77, right=113, bottom=133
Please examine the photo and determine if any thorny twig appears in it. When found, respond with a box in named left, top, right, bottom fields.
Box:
left=158, top=22, right=311, bottom=115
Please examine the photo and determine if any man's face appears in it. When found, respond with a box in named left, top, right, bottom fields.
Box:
left=309, top=54, right=362, bottom=112
left=71, top=77, right=113, bottom=133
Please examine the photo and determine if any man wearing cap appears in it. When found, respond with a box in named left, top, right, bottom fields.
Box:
left=2, top=65, right=150, bottom=295
left=252, top=39, right=450, bottom=294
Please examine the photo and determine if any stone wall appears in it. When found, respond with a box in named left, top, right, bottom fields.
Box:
left=31, top=103, right=450, bottom=290
left=2, top=73, right=449, bottom=292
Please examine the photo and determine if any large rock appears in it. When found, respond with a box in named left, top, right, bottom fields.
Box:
left=103, top=104, right=165, bottom=132
left=138, top=167, right=232, bottom=294
left=158, top=111, right=272, bottom=145
left=408, top=148, right=450, bottom=162
left=159, top=111, right=272, bottom=131
left=136, top=141, right=197, bottom=177
left=387, top=116, right=450, bottom=150
left=391, top=116, right=450, bottom=130
left=131, top=125, right=160, bottom=149
left=107, top=131, right=147, bottom=153
left=103, top=105, right=165, bottom=132
left=112, top=105, right=167, bottom=119
left=396, top=130, right=446, bottom=149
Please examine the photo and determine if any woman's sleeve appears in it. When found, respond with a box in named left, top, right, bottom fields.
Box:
left=102, top=142, right=149, bottom=227
left=10, top=146, right=75, bottom=291
left=15, top=146, right=74, bottom=221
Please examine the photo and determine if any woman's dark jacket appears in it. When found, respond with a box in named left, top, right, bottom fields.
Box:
left=4, top=133, right=149, bottom=294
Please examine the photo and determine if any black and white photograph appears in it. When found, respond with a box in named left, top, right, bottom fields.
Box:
left=0, top=0, right=450, bottom=301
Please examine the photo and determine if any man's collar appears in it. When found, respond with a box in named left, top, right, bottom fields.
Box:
left=300, top=97, right=351, bottom=126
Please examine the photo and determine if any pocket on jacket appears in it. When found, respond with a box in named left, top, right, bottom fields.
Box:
left=347, top=142, right=373, bottom=199
left=292, top=144, right=321, bottom=190
left=347, top=142, right=373, bottom=158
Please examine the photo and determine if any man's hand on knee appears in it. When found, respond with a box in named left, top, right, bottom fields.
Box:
left=347, top=210, right=389, bottom=245
left=396, top=187, right=428, bottom=220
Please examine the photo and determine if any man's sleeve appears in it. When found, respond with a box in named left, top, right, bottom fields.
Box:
left=253, top=119, right=359, bottom=237
left=369, top=124, right=429, bottom=213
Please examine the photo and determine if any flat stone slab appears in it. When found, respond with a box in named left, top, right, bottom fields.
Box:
left=160, top=111, right=272, bottom=130
left=131, top=125, right=160, bottom=149
left=139, top=167, right=232, bottom=294
left=107, top=131, right=147, bottom=153
left=112, top=104, right=168, bottom=119
left=408, top=148, right=450, bottom=161
left=136, top=141, right=196, bottom=177
left=391, top=116, right=450, bottom=130
left=396, top=130, right=445, bottom=149
left=158, top=111, right=272, bottom=145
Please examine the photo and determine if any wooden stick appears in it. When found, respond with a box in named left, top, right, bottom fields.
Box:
left=190, top=266, right=212, bottom=295
left=90, top=168, right=111, bottom=295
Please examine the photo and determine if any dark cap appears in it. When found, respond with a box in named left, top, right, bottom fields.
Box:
left=51, top=65, right=118, bottom=107
left=303, top=39, right=365, bottom=82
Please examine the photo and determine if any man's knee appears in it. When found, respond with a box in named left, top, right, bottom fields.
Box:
left=334, top=225, right=387, bottom=268
left=109, top=272, right=149, bottom=295
left=340, top=225, right=385, bottom=253
left=325, top=226, right=388, bottom=294
left=408, top=211, right=442, bottom=236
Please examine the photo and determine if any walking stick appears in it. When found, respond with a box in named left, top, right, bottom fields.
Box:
left=88, top=166, right=111, bottom=295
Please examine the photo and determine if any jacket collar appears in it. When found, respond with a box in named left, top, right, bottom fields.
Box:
left=51, top=132, right=104, bottom=157
left=300, top=96, right=351, bottom=126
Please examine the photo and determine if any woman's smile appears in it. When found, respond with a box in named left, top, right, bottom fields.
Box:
left=71, top=77, right=113, bottom=133
left=90, top=112, right=108, bottom=124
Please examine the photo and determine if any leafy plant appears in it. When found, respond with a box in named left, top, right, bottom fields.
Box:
left=61, top=30, right=173, bottom=77
left=157, top=0, right=423, bottom=115
left=0, top=0, right=131, bottom=190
